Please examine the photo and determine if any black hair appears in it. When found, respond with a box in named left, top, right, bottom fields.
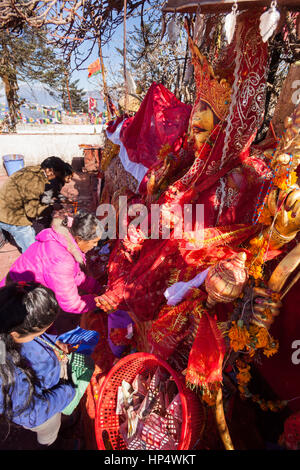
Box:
left=41, top=156, right=66, bottom=173
left=0, top=283, right=60, bottom=423
left=63, top=210, right=103, bottom=241
left=41, top=157, right=74, bottom=184
left=63, top=163, right=74, bottom=177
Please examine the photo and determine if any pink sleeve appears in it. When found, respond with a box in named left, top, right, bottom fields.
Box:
left=43, top=254, right=96, bottom=314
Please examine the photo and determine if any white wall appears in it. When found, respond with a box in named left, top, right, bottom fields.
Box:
left=0, top=125, right=105, bottom=175
left=16, top=124, right=104, bottom=134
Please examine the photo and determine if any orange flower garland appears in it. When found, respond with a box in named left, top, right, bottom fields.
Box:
left=258, top=205, right=272, bottom=226
left=235, top=359, right=286, bottom=412
left=226, top=295, right=282, bottom=412
left=273, top=170, right=298, bottom=191
left=246, top=236, right=269, bottom=280
left=228, top=321, right=250, bottom=352
left=227, top=319, right=278, bottom=357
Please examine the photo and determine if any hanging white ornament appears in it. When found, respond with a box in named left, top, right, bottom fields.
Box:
left=259, top=0, right=281, bottom=43
left=224, top=1, right=238, bottom=44
left=126, top=71, right=137, bottom=95
left=167, top=14, right=180, bottom=44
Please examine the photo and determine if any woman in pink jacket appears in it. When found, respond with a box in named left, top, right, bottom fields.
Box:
left=0, top=211, right=103, bottom=331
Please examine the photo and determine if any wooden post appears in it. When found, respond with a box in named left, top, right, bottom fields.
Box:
left=123, top=0, right=128, bottom=114
left=64, top=69, right=73, bottom=113
left=215, top=387, right=234, bottom=450
left=97, top=36, right=111, bottom=121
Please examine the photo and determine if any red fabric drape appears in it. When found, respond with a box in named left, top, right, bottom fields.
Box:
left=120, top=83, right=192, bottom=170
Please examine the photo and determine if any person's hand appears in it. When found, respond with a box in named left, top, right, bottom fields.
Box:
left=54, top=340, right=72, bottom=362
left=251, top=286, right=282, bottom=329
left=95, top=294, right=116, bottom=313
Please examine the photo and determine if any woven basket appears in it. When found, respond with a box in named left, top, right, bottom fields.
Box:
left=95, top=352, right=204, bottom=450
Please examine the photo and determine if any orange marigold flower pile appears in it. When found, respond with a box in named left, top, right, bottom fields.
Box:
left=273, top=170, right=297, bottom=191
left=228, top=321, right=250, bottom=352
left=247, top=237, right=268, bottom=280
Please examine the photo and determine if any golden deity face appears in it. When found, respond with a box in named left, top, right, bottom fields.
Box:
left=188, top=101, right=219, bottom=155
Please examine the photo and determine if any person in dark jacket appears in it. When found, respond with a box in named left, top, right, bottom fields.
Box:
left=0, top=157, right=73, bottom=253
left=35, top=162, right=74, bottom=233
left=40, top=163, right=74, bottom=206
left=0, top=282, right=76, bottom=446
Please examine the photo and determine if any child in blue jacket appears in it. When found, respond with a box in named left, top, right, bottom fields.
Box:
left=0, top=282, right=76, bottom=447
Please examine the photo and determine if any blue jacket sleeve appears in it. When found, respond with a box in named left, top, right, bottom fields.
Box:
left=21, top=336, right=61, bottom=390
left=0, top=337, right=76, bottom=428
left=11, top=371, right=76, bottom=428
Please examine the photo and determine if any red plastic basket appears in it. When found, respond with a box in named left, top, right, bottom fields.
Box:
left=95, top=352, right=204, bottom=450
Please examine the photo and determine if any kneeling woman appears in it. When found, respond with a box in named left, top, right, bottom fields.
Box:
left=0, top=283, right=76, bottom=446
left=1, top=211, right=103, bottom=331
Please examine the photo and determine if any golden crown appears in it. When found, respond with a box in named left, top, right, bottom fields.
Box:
left=189, top=36, right=232, bottom=122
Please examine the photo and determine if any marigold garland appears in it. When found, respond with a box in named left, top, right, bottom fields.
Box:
left=258, top=205, right=272, bottom=226
left=227, top=318, right=278, bottom=357
left=228, top=321, right=250, bottom=352
left=273, top=170, right=298, bottom=191
left=246, top=236, right=269, bottom=280
left=235, top=359, right=286, bottom=412
left=226, top=303, right=283, bottom=412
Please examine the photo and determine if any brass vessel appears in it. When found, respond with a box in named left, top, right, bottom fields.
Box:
left=205, top=252, right=248, bottom=308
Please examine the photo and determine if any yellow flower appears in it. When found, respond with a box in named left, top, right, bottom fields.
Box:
left=249, top=324, right=259, bottom=336
left=248, top=264, right=263, bottom=280
left=258, top=205, right=272, bottom=225
left=274, top=173, right=288, bottom=190
left=263, top=339, right=279, bottom=357
left=237, top=369, right=251, bottom=385
left=249, top=236, right=265, bottom=250
left=255, top=327, right=269, bottom=349
left=228, top=321, right=250, bottom=352
left=289, top=171, right=298, bottom=187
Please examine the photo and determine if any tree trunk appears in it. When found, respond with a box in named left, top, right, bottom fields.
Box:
left=2, top=73, right=19, bottom=133
left=64, top=69, right=73, bottom=113
left=0, top=41, right=19, bottom=133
